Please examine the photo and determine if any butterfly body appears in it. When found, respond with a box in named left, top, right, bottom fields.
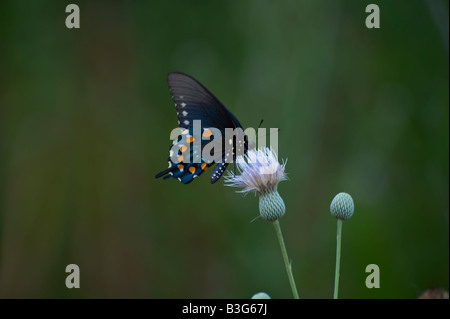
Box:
left=155, top=72, right=248, bottom=184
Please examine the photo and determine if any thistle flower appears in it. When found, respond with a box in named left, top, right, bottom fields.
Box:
left=225, top=147, right=287, bottom=221
left=226, top=147, right=299, bottom=299
left=225, top=148, right=299, bottom=299
left=330, top=192, right=355, bottom=299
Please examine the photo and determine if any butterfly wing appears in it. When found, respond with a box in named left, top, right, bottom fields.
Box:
left=168, top=72, right=239, bottom=129
left=155, top=127, right=213, bottom=184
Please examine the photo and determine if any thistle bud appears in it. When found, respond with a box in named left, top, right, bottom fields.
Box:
left=259, top=189, right=286, bottom=221
left=330, top=192, right=354, bottom=220
left=251, top=292, right=271, bottom=299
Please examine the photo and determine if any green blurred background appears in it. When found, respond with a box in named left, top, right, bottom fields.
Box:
left=0, top=0, right=448, bottom=298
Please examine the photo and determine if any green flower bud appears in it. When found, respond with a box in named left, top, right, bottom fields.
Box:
left=251, top=292, right=271, bottom=299
left=330, top=192, right=354, bottom=220
left=259, top=190, right=285, bottom=221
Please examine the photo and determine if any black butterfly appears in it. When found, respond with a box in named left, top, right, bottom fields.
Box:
left=155, top=72, right=248, bottom=184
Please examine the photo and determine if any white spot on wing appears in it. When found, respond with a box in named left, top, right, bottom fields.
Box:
left=184, top=120, right=190, bottom=125
left=182, top=110, right=188, bottom=116
left=181, top=102, right=186, bottom=108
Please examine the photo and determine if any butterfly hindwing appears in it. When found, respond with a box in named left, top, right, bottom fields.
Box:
left=155, top=128, right=212, bottom=184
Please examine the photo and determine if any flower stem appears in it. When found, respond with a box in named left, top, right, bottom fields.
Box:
left=273, top=220, right=299, bottom=299
left=333, top=219, right=343, bottom=299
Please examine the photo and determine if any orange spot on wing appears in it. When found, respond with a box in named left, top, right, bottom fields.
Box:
left=186, top=136, right=195, bottom=143
left=189, top=166, right=196, bottom=174
left=177, top=164, right=184, bottom=171
left=201, top=163, right=208, bottom=170
left=202, top=128, right=213, bottom=138
left=179, top=145, right=187, bottom=152
left=177, top=155, right=184, bottom=163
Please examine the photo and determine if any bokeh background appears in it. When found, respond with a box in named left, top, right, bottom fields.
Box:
left=0, top=0, right=448, bottom=298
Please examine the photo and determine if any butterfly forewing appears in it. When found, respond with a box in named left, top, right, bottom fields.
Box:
left=168, top=72, right=236, bottom=130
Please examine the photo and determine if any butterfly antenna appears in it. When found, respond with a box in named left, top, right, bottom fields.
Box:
left=258, top=119, right=264, bottom=129
left=255, top=119, right=264, bottom=140
left=252, top=120, right=279, bottom=143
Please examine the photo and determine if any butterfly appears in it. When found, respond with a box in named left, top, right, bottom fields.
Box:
left=155, top=72, right=248, bottom=184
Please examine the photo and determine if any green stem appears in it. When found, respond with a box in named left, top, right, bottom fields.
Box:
left=273, top=219, right=299, bottom=299
left=334, top=219, right=343, bottom=299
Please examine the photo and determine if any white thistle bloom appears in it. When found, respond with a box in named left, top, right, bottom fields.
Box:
left=225, top=147, right=287, bottom=194
left=225, top=147, right=287, bottom=221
